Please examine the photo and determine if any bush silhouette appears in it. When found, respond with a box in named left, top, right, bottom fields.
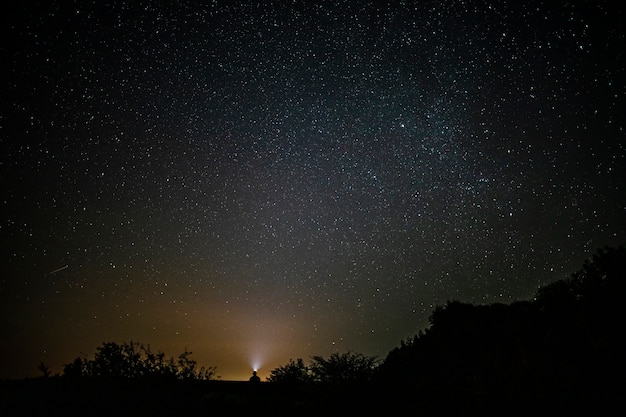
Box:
left=309, top=351, right=378, bottom=384
left=267, top=358, right=312, bottom=385
left=62, top=341, right=217, bottom=380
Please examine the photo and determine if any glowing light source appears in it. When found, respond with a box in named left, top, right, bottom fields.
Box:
left=249, top=350, right=264, bottom=374
left=250, top=358, right=262, bottom=373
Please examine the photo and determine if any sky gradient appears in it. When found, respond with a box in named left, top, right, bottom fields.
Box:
left=2, top=0, right=625, bottom=381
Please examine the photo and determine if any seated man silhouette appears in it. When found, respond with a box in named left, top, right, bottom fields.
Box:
left=249, top=370, right=261, bottom=383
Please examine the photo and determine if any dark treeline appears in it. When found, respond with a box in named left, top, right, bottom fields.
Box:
left=265, top=245, right=623, bottom=415
left=2, top=245, right=623, bottom=416
left=374, top=245, right=623, bottom=412
left=61, top=341, right=217, bottom=381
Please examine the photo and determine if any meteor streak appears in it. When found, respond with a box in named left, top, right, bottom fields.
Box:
left=49, top=265, right=68, bottom=274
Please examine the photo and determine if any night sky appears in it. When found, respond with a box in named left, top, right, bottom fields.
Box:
left=2, top=0, right=624, bottom=381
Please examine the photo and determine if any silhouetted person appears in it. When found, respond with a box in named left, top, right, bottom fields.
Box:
left=248, top=370, right=261, bottom=400
left=249, top=370, right=261, bottom=383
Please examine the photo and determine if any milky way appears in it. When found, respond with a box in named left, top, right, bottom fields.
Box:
left=2, top=1, right=624, bottom=380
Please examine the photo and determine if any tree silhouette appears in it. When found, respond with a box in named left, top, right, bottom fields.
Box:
left=38, top=362, right=51, bottom=378
left=268, top=351, right=378, bottom=386
left=373, top=245, right=625, bottom=413
left=63, top=356, right=89, bottom=378
left=267, top=358, right=312, bottom=385
left=61, top=341, right=217, bottom=380
left=309, top=351, right=378, bottom=384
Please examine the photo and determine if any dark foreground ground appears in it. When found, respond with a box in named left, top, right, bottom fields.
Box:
left=0, top=377, right=618, bottom=417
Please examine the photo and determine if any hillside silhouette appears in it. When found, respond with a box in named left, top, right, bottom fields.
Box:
left=2, top=245, right=622, bottom=416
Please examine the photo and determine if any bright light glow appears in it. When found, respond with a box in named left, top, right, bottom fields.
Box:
left=247, top=337, right=270, bottom=375
left=250, top=358, right=262, bottom=373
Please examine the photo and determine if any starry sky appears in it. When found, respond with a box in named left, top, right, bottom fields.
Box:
left=2, top=0, right=624, bottom=381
